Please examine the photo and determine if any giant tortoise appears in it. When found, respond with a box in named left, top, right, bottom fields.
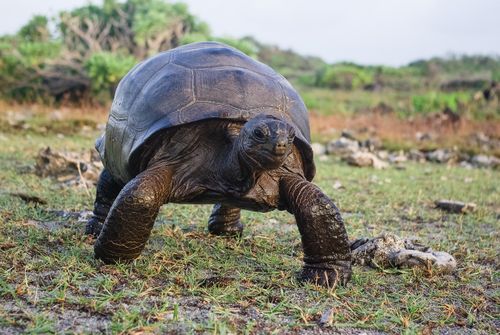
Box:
left=86, top=42, right=352, bottom=287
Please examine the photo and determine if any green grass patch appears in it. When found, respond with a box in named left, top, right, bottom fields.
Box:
left=0, top=131, right=498, bottom=333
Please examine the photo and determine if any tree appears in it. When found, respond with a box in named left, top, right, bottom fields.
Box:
left=0, top=0, right=211, bottom=102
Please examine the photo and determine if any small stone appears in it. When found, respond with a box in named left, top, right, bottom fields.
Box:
left=415, top=132, right=433, bottom=141
left=351, top=233, right=457, bottom=273
left=326, top=137, right=359, bottom=156
left=361, top=138, right=382, bottom=151
left=426, top=149, right=455, bottom=164
left=333, top=181, right=344, bottom=190
left=459, top=161, right=474, bottom=169
left=268, top=218, right=279, bottom=225
left=408, top=149, right=426, bottom=162
left=340, top=129, right=357, bottom=140
left=377, top=150, right=389, bottom=160
left=388, top=150, right=408, bottom=164
left=470, top=155, right=500, bottom=168
left=391, top=249, right=456, bottom=273
left=319, top=308, right=334, bottom=326
left=344, top=152, right=389, bottom=169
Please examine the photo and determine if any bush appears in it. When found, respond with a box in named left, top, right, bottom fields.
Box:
left=316, top=64, right=374, bottom=90
left=410, top=92, right=469, bottom=114
left=85, top=52, right=137, bottom=100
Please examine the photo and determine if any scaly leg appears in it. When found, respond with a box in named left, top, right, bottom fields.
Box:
left=280, top=175, right=352, bottom=287
left=94, top=164, right=173, bottom=263
left=208, top=204, right=243, bottom=236
left=85, top=169, right=123, bottom=237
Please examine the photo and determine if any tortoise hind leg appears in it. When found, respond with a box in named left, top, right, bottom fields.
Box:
left=279, top=174, right=352, bottom=288
left=208, top=204, right=243, bottom=236
left=94, top=164, right=173, bottom=263
left=86, top=169, right=123, bottom=237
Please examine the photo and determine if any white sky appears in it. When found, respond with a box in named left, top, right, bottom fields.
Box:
left=1, top=0, right=499, bottom=66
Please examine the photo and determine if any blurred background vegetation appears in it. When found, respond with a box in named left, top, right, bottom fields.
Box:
left=0, top=0, right=499, bottom=121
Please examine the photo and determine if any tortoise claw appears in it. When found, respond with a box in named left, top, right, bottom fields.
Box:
left=299, top=261, right=352, bottom=288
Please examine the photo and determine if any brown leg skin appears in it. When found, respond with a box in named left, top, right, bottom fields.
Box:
left=208, top=204, right=243, bottom=236
left=94, top=165, right=173, bottom=263
left=86, top=169, right=123, bottom=237
left=280, top=175, right=352, bottom=287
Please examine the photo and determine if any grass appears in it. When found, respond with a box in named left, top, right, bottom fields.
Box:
left=0, top=114, right=499, bottom=334
left=299, top=86, right=500, bottom=121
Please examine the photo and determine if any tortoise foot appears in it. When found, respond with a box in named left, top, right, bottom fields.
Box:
left=94, top=241, right=141, bottom=264
left=85, top=216, right=104, bottom=237
left=299, top=261, right=352, bottom=288
left=207, top=204, right=243, bottom=237
left=208, top=221, right=243, bottom=237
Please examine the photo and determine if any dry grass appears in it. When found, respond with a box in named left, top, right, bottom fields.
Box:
left=310, top=112, right=500, bottom=154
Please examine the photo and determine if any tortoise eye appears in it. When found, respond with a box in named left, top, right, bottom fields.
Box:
left=253, top=128, right=267, bottom=140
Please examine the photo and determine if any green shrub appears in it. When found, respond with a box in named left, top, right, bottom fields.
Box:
left=85, top=52, right=137, bottom=98
left=316, top=64, right=374, bottom=90
left=410, top=92, right=470, bottom=114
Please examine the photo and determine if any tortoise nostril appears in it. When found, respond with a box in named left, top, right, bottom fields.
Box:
left=273, top=140, right=288, bottom=154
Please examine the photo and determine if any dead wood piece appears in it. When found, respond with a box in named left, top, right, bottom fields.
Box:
left=435, top=200, right=477, bottom=213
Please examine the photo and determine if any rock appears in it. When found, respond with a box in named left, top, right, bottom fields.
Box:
left=435, top=200, right=477, bottom=213
left=408, top=149, right=426, bottom=162
left=459, top=161, right=473, bottom=169
left=388, top=151, right=407, bottom=164
left=319, top=308, right=334, bottom=326
left=333, top=180, right=344, bottom=190
left=474, top=132, right=490, bottom=144
left=425, top=149, right=456, bottom=164
left=311, top=142, right=326, bottom=156
left=376, top=150, right=389, bottom=160
left=432, top=251, right=458, bottom=272
left=415, top=132, right=433, bottom=141
left=470, top=155, right=500, bottom=168
left=392, top=250, right=456, bottom=272
left=344, top=152, right=389, bottom=169
left=360, top=138, right=382, bottom=152
left=350, top=233, right=457, bottom=273
left=350, top=233, right=406, bottom=268
left=340, top=129, right=357, bottom=141
left=326, top=137, right=359, bottom=156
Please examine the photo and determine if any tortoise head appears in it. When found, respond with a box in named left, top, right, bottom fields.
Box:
left=239, top=115, right=296, bottom=170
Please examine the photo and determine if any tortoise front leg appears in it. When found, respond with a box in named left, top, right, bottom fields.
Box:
left=94, top=165, right=173, bottom=263
left=86, top=169, right=123, bottom=237
left=208, top=204, right=243, bottom=236
left=280, top=175, right=352, bottom=287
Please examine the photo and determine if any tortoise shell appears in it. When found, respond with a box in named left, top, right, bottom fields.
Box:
left=97, top=42, right=315, bottom=183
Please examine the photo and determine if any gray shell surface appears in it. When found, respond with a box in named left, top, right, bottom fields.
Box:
left=97, top=42, right=314, bottom=184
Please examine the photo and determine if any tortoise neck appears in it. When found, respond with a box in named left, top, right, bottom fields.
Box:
left=221, top=137, right=262, bottom=194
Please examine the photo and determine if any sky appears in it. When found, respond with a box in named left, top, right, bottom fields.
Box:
left=1, top=0, right=499, bottom=66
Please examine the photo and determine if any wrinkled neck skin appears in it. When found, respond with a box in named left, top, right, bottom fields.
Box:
left=221, top=135, right=265, bottom=195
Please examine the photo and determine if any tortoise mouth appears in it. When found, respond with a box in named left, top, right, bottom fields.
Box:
left=265, top=148, right=287, bottom=158
left=258, top=148, right=289, bottom=168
